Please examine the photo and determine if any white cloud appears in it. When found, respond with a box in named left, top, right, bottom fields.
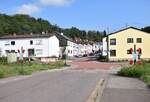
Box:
left=15, top=4, right=40, bottom=14
left=40, top=0, right=73, bottom=6
left=14, top=0, right=74, bottom=15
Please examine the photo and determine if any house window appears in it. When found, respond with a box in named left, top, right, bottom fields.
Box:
left=5, top=41, right=10, bottom=46
left=36, top=39, right=42, bottom=45
left=127, top=49, right=132, bottom=54
left=11, top=50, right=15, bottom=53
left=137, top=38, right=142, bottom=43
left=68, top=50, right=70, bottom=53
left=11, top=41, right=15, bottom=45
left=28, top=49, right=34, bottom=57
left=5, top=50, right=10, bottom=54
left=36, top=49, right=43, bottom=55
left=110, top=39, right=116, bottom=45
left=110, top=50, right=116, bottom=56
left=30, top=40, right=33, bottom=45
left=127, top=38, right=133, bottom=43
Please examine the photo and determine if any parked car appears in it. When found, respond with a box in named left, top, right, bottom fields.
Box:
left=83, top=54, right=88, bottom=57
left=94, top=53, right=102, bottom=57
left=89, top=53, right=94, bottom=56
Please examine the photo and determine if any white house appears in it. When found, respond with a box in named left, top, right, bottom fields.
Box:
left=55, top=32, right=78, bottom=58
left=102, top=37, right=108, bottom=56
left=0, top=33, right=60, bottom=62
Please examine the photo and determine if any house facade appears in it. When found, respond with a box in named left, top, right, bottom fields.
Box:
left=102, top=27, right=150, bottom=61
left=0, top=34, right=60, bottom=60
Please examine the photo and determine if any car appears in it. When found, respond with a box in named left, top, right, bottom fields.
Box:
left=94, top=53, right=102, bottom=57
left=83, top=54, right=88, bottom=57
left=89, top=53, right=94, bottom=56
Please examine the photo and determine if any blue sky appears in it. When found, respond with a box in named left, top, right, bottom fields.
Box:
left=0, top=0, right=150, bottom=32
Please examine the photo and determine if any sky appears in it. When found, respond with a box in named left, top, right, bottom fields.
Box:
left=0, top=0, right=150, bottom=32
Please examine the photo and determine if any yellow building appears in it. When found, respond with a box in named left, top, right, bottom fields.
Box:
left=103, top=27, right=150, bottom=61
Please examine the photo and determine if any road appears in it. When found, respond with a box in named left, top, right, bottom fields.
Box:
left=0, top=57, right=117, bottom=102
left=1, top=56, right=146, bottom=102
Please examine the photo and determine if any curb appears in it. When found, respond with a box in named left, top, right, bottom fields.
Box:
left=86, top=79, right=105, bottom=102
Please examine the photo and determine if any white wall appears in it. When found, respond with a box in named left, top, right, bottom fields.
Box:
left=102, top=37, right=107, bottom=56
left=0, top=35, right=60, bottom=58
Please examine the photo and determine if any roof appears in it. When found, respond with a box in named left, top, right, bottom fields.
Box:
left=0, top=33, right=55, bottom=39
left=54, top=32, right=73, bottom=42
left=107, top=26, right=148, bottom=36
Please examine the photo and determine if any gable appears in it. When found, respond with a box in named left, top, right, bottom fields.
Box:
left=109, top=27, right=150, bottom=38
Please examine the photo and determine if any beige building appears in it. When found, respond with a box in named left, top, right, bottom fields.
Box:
left=103, top=27, right=150, bottom=61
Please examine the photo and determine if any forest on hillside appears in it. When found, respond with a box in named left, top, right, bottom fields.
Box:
left=0, top=14, right=106, bottom=42
left=142, top=26, right=150, bottom=33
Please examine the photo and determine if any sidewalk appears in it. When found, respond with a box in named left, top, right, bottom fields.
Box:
left=100, top=73, right=150, bottom=102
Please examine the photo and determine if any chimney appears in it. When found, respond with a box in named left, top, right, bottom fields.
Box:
left=46, top=30, right=48, bottom=34
left=13, top=33, right=16, bottom=36
left=42, top=32, right=45, bottom=35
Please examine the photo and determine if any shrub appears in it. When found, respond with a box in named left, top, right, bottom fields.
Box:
left=0, top=57, right=7, bottom=65
left=97, top=55, right=108, bottom=62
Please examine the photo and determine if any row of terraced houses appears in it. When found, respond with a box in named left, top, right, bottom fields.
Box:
left=0, top=32, right=101, bottom=62
left=0, top=26, right=150, bottom=62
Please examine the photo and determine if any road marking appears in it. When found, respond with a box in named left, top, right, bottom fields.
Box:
left=86, top=79, right=105, bottom=102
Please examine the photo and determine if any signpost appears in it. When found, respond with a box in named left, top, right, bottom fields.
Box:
left=18, top=47, right=25, bottom=74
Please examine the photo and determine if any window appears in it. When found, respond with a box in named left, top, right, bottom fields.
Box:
left=5, top=50, right=10, bottom=54
left=11, top=50, right=15, bottom=53
left=36, top=39, right=42, bottom=45
left=127, top=49, right=132, bottom=54
left=68, top=50, right=70, bottom=53
left=11, top=41, right=15, bottom=45
left=110, top=39, right=116, bottom=45
left=28, top=49, right=34, bottom=57
left=30, top=40, right=33, bottom=45
left=127, top=38, right=133, bottom=43
left=5, top=41, right=10, bottom=46
left=137, top=38, right=142, bottom=43
left=36, top=49, right=43, bottom=55
left=110, top=50, right=116, bottom=56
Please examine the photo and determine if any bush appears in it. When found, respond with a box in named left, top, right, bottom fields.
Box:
left=97, top=55, right=108, bottom=62
left=0, top=57, right=7, bottom=65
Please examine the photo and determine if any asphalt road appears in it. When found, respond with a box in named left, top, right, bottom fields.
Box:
left=0, top=69, right=105, bottom=102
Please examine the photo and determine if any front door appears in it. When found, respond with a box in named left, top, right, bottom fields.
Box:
left=28, top=49, right=34, bottom=57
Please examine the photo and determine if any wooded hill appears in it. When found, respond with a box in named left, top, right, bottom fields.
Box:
left=142, top=26, right=150, bottom=33
left=0, top=14, right=106, bottom=42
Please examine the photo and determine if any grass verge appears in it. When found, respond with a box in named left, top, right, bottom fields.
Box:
left=0, top=61, right=65, bottom=79
left=118, top=63, right=150, bottom=88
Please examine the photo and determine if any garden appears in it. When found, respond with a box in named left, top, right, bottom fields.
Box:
left=0, top=57, right=65, bottom=78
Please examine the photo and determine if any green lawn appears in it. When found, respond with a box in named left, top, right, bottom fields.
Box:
left=0, top=61, right=65, bottom=78
left=118, top=62, right=150, bottom=87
